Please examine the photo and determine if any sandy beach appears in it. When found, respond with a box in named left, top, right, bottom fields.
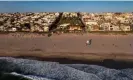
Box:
left=0, top=33, right=133, bottom=62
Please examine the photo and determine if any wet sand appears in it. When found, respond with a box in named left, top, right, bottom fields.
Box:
left=0, top=33, right=133, bottom=62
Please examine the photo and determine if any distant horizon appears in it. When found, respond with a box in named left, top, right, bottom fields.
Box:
left=0, top=12, right=133, bottom=13
left=0, top=1, right=133, bottom=13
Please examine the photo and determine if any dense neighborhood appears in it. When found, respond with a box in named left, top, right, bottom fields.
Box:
left=0, top=12, right=133, bottom=33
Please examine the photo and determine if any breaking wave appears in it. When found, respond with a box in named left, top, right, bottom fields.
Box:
left=0, top=57, right=133, bottom=80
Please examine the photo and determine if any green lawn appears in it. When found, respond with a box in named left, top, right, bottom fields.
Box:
left=58, top=17, right=83, bottom=26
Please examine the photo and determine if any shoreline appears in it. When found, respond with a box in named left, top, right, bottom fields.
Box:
left=1, top=54, right=133, bottom=69
left=1, top=51, right=133, bottom=62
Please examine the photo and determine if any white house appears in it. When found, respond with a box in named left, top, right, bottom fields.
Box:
left=100, top=23, right=111, bottom=31
left=0, top=26, right=5, bottom=31
left=59, top=23, right=70, bottom=27
left=116, top=17, right=125, bottom=21
left=8, top=27, right=17, bottom=32
left=43, top=26, right=49, bottom=32
left=104, top=15, right=113, bottom=20
left=109, top=25, right=121, bottom=31
left=120, top=25, right=130, bottom=31
left=85, top=21, right=97, bottom=25
left=120, top=19, right=129, bottom=24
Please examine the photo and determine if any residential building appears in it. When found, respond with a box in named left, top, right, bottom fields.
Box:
left=100, top=23, right=110, bottom=31
left=120, top=24, right=130, bottom=31
left=68, top=25, right=83, bottom=32
left=109, top=25, right=121, bottom=31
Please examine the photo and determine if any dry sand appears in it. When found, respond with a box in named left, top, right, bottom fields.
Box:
left=0, top=33, right=133, bottom=62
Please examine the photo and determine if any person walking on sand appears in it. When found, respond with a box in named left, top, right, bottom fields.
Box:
left=86, top=40, right=89, bottom=46
left=86, top=39, right=92, bottom=46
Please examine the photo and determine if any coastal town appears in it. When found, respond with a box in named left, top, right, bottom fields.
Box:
left=0, top=12, right=133, bottom=33
left=1, top=1, right=133, bottom=80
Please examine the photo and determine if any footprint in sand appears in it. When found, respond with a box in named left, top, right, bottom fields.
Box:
left=112, top=44, right=114, bottom=46
left=115, top=45, right=118, bottom=47
left=53, top=44, right=56, bottom=47
left=130, top=44, right=132, bottom=47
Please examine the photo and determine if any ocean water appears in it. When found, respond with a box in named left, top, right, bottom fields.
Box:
left=0, top=57, right=133, bottom=80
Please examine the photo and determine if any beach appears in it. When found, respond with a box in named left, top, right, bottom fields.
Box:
left=0, top=33, right=133, bottom=62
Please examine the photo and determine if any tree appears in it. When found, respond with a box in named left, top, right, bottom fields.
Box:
left=10, top=18, right=15, bottom=23
left=24, top=23, right=31, bottom=29
left=0, top=21, right=4, bottom=26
